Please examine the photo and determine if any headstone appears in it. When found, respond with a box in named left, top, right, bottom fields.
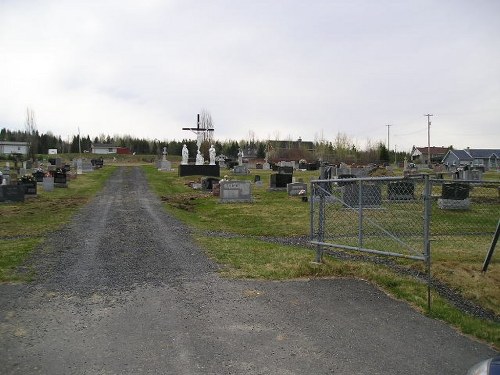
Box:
left=262, top=162, right=270, bottom=170
left=278, top=166, right=294, bottom=174
left=43, top=176, right=54, bottom=192
left=33, top=170, right=45, bottom=182
left=233, top=165, right=249, bottom=174
left=159, top=160, right=172, bottom=171
left=219, top=180, right=252, bottom=203
left=342, top=183, right=382, bottom=208
left=438, top=182, right=470, bottom=210
left=76, top=158, right=83, bottom=175
left=287, top=182, right=308, bottom=196
left=270, top=173, right=293, bottom=189
left=0, top=185, right=25, bottom=203
left=54, top=171, right=68, bottom=187
left=178, top=165, right=220, bottom=177
left=387, top=181, right=415, bottom=200
left=201, top=176, right=220, bottom=190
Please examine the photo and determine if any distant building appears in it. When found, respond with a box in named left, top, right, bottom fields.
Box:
left=442, top=148, right=499, bottom=170
left=411, top=146, right=449, bottom=164
left=91, top=143, right=130, bottom=155
left=0, top=141, right=29, bottom=156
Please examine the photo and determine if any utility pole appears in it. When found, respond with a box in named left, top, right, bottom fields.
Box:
left=386, top=124, right=392, bottom=163
left=424, top=114, right=433, bottom=166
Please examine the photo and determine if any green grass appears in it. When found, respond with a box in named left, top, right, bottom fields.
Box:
left=144, top=164, right=500, bottom=349
left=0, top=166, right=116, bottom=282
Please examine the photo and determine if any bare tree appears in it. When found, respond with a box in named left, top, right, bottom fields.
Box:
left=198, top=108, right=214, bottom=143
left=25, top=107, right=38, bottom=159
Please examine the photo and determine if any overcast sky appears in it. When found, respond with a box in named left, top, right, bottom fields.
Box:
left=1, top=0, right=499, bottom=152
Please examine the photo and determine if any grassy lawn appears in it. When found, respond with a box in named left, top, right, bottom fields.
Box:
left=144, top=164, right=500, bottom=349
left=0, top=166, right=116, bottom=282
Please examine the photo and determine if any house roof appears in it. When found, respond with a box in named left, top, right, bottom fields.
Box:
left=413, top=146, right=449, bottom=155
left=448, top=150, right=473, bottom=161
left=91, top=143, right=118, bottom=148
left=0, top=141, right=29, bottom=146
left=467, top=149, right=500, bottom=158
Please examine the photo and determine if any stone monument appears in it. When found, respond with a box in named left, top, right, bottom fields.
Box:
left=182, top=144, right=189, bottom=165
left=209, top=145, right=216, bottom=165
left=196, top=150, right=204, bottom=165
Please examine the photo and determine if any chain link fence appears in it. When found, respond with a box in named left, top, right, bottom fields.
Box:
left=310, top=176, right=500, bottom=306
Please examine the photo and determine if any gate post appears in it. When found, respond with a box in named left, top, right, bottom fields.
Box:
left=315, top=181, right=325, bottom=263
left=423, top=175, right=432, bottom=311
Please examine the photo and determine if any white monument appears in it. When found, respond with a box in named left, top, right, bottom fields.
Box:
left=209, top=145, right=216, bottom=165
left=237, top=148, right=243, bottom=166
left=159, top=146, right=171, bottom=171
left=182, top=144, right=189, bottom=165
left=196, top=150, right=204, bottom=165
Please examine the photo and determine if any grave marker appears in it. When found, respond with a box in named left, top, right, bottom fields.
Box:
left=219, top=180, right=252, bottom=203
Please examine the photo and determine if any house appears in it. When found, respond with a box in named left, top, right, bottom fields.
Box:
left=442, top=148, right=500, bottom=170
left=91, top=143, right=118, bottom=154
left=0, top=141, right=29, bottom=156
left=411, top=146, right=449, bottom=164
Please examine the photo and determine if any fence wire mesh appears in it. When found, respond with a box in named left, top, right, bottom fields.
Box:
left=310, top=177, right=499, bottom=264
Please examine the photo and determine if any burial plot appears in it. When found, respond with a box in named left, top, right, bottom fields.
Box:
left=178, top=164, right=220, bottom=177
left=53, top=170, right=68, bottom=188
left=233, top=165, right=249, bottom=175
left=270, top=173, right=293, bottom=189
left=438, top=182, right=470, bottom=210
left=219, top=180, right=252, bottom=203
left=342, top=183, right=382, bottom=208
left=33, top=170, right=45, bottom=182
left=387, top=181, right=415, bottom=200
left=43, top=176, right=54, bottom=192
left=287, top=182, right=308, bottom=196
left=0, top=185, right=25, bottom=203
left=201, top=176, right=220, bottom=191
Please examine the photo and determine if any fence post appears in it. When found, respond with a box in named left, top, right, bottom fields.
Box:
left=423, top=175, right=432, bottom=311
left=358, top=179, right=363, bottom=248
left=315, top=182, right=325, bottom=263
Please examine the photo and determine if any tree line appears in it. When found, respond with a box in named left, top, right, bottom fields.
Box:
left=1, top=126, right=409, bottom=165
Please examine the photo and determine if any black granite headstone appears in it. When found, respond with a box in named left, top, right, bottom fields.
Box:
left=178, top=164, right=220, bottom=177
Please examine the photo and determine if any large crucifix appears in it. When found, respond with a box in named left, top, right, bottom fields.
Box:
left=182, top=113, right=215, bottom=151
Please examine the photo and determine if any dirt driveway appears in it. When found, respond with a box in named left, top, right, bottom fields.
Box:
left=0, top=167, right=497, bottom=374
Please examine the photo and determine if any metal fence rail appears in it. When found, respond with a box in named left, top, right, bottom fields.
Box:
left=310, top=176, right=500, bottom=309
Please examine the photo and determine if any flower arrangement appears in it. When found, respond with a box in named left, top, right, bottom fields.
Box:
left=18, top=174, right=37, bottom=184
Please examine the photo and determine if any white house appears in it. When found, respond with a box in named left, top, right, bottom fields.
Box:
left=91, top=143, right=118, bottom=154
left=0, top=141, right=29, bottom=156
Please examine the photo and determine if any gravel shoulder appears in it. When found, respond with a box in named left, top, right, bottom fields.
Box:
left=0, top=166, right=497, bottom=374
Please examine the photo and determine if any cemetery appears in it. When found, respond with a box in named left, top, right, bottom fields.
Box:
left=0, top=131, right=499, bottom=351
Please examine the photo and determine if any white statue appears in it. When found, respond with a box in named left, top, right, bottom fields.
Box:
left=209, top=144, right=216, bottom=165
left=182, top=144, right=189, bottom=165
left=237, top=148, right=243, bottom=165
left=162, top=146, right=168, bottom=161
left=196, top=150, right=204, bottom=165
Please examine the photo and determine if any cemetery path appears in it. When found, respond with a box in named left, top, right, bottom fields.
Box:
left=0, top=166, right=497, bottom=375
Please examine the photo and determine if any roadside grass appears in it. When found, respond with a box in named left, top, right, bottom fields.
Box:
left=144, top=164, right=500, bottom=349
left=0, top=166, right=116, bottom=282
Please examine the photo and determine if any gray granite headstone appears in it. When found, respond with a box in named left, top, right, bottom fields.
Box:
left=219, top=180, right=252, bottom=203
left=233, top=165, right=249, bottom=174
left=287, top=182, right=308, bottom=196
left=43, top=176, right=54, bottom=192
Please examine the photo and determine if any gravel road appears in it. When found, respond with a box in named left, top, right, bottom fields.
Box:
left=0, top=166, right=497, bottom=374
